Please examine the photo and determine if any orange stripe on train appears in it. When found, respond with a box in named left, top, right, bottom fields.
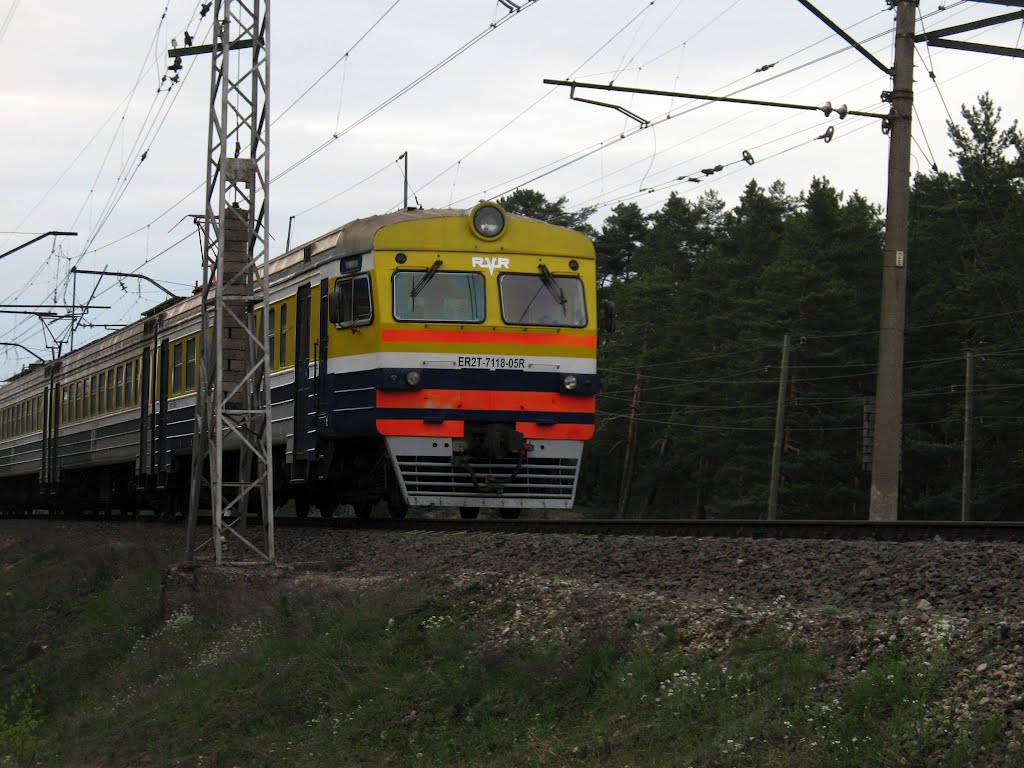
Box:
left=376, top=389, right=595, bottom=413
left=381, top=329, right=596, bottom=348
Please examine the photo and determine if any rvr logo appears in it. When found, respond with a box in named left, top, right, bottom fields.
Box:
left=471, top=256, right=509, bottom=275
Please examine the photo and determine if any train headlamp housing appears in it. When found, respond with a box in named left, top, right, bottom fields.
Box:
left=405, top=370, right=423, bottom=388
left=561, top=374, right=578, bottom=392
left=470, top=202, right=506, bottom=240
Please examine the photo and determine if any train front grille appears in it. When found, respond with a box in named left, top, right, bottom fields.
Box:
left=395, top=454, right=578, bottom=500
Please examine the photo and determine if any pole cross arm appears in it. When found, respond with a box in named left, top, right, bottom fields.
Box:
left=915, top=8, right=1024, bottom=58
left=543, top=80, right=889, bottom=120
left=794, top=0, right=892, bottom=75
left=0, top=231, right=77, bottom=262
left=169, top=39, right=254, bottom=58
left=69, top=267, right=181, bottom=300
left=0, top=342, right=46, bottom=362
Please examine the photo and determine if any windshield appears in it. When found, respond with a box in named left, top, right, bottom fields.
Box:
left=499, top=274, right=587, bottom=327
left=393, top=271, right=485, bottom=322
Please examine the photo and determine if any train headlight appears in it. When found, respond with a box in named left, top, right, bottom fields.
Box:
left=471, top=203, right=506, bottom=239
left=405, top=370, right=423, bottom=387
left=561, top=374, right=578, bottom=392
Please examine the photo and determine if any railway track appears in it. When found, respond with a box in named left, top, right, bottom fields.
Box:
left=4, top=511, right=1024, bottom=542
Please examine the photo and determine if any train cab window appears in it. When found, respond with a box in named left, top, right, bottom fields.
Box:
left=172, top=344, right=183, bottom=395
left=330, top=275, right=373, bottom=328
left=392, top=271, right=482, bottom=323
left=279, top=305, right=288, bottom=367
left=499, top=273, right=587, bottom=328
left=185, top=338, right=196, bottom=391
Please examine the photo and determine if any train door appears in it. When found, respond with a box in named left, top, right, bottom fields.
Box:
left=316, top=278, right=330, bottom=428
left=39, top=362, right=60, bottom=499
left=156, top=338, right=171, bottom=483
left=290, top=283, right=314, bottom=481
left=136, top=345, right=152, bottom=486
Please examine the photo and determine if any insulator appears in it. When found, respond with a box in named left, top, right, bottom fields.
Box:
left=836, top=104, right=848, bottom=120
left=169, top=56, right=183, bottom=72
left=821, top=101, right=833, bottom=117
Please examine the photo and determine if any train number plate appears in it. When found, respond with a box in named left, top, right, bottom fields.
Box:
left=457, top=355, right=526, bottom=370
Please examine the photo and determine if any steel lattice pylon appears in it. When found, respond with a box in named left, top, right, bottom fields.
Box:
left=184, top=0, right=274, bottom=564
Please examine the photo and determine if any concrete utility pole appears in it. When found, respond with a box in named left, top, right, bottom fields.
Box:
left=869, top=0, right=917, bottom=521
left=961, top=350, right=974, bottom=521
left=177, top=0, right=275, bottom=565
left=768, top=333, right=791, bottom=520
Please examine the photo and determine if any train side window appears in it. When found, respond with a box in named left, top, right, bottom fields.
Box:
left=279, top=304, right=288, bottom=368
left=331, top=275, right=373, bottom=327
left=185, top=338, right=196, bottom=391
left=268, top=308, right=276, bottom=370
left=133, top=357, right=141, bottom=405
left=128, top=360, right=138, bottom=409
left=98, top=371, right=107, bottom=415
left=106, top=369, right=115, bottom=412
left=115, top=366, right=124, bottom=410
left=172, top=344, right=183, bottom=395
left=61, top=388, right=67, bottom=424
left=90, top=374, right=98, bottom=416
left=75, top=381, right=83, bottom=422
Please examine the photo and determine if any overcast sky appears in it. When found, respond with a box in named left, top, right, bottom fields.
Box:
left=0, top=0, right=1021, bottom=377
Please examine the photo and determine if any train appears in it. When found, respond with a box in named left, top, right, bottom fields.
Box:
left=0, top=202, right=604, bottom=519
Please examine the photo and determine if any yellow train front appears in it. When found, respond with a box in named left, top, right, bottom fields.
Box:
left=305, top=202, right=599, bottom=518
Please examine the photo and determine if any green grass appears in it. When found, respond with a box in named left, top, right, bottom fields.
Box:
left=0, top=524, right=1021, bottom=767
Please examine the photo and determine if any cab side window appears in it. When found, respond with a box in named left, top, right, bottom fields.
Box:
left=330, top=275, right=372, bottom=328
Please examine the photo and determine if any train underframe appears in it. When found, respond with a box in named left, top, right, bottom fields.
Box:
left=0, top=422, right=580, bottom=520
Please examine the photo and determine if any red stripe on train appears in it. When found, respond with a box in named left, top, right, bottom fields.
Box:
left=376, top=389, right=595, bottom=413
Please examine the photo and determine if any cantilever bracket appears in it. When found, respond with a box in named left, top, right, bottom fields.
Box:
left=570, top=85, right=650, bottom=127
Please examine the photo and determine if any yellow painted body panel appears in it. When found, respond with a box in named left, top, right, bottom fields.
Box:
left=319, top=214, right=598, bottom=361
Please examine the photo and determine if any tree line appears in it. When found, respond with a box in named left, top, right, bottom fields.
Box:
left=500, top=94, right=1024, bottom=520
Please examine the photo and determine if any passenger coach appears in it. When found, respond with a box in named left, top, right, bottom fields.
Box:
left=0, top=202, right=603, bottom=519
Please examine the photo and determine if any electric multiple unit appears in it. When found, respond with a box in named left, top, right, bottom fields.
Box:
left=0, top=203, right=601, bottom=519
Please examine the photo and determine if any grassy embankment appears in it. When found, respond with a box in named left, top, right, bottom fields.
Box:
left=0, top=523, right=1016, bottom=767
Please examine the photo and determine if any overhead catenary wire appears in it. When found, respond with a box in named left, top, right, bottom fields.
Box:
left=273, top=0, right=541, bottom=184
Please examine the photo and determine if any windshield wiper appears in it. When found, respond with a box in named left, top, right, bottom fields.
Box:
left=538, top=264, right=567, bottom=313
left=409, top=259, right=443, bottom=306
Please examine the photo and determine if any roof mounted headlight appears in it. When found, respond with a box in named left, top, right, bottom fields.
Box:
left=471, top=203, right=506, bottom=240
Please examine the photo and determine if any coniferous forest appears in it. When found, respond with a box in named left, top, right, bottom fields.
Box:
left=501, top=95, right=1024, bottom=521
